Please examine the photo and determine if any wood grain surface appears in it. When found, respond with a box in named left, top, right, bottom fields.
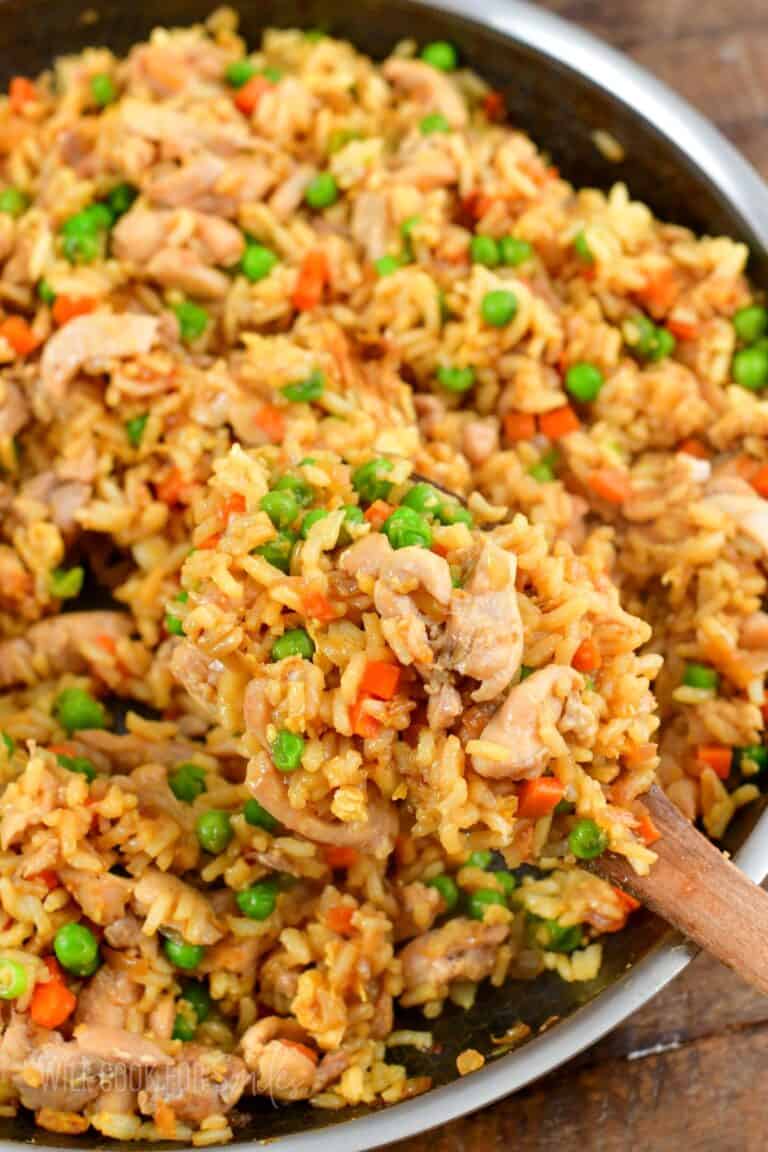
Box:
left=392, top=2, right=768, bottom=1149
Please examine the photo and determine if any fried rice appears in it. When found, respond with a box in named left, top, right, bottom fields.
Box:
left=0, top=9, right=765, bottom=1142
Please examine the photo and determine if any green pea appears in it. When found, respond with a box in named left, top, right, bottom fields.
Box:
left=573, top=229, right=593, bottom=263
left=196, top=810, right=233, bottom=854
left=163, top=936, right=205, bottom=970
left=533, top=917, right=584, bottom=953
left=179, top=980, right=211, bottom=1022
left=271, top=628, right=315, bottom=662
left=519, top=665, right=534, bottom=681
left=481, top=288, right=518, bottom=327
left=90, top=73, right=116, bottom=106
left=529, top=460, right=556, bottom=483
left=374, top=254, right=401, bottom=277
left=172, top=1009, right=197, bottom=1042
left=106, top=182, right=138, bottom=218
left=0, top=957, right=28, bottom=1000
left=165, top=613, right=184, bottom=637
left=420, top=112, right=450, bottom=135
left=382, top=506, right=432, bottom=550
left=554, top=798, right=575, bottom=815
left=62, top=230, right=100, bottom=265
left=55, top=687, right=106, bottom=734
left=738, top=745, right=768, bottom=773
left=467, top=888, right=507, bottom=920
left=682, top=662, right=720, bottom=692
left=568, top=818, right=608, bottom=860
left=271, top=729, right=305, bottom=772
left=420, top=40, right=457, bottom=71
left=400, top=215, right=421, bottom=241
left=351, top=458, right=393, bottom=504
left=1, top=732, right=15, bottom=757
left=327, top=128, right=360, bottom=154
left=651, top=327, right=676, bottom=362
left=169, top=763, right=207, bottom=803
left=281, top=368, right=325, bottom=404
left=304, top=28, right=326, bottom=42
left=54, top=922, right=100, bottom=976
left=226, top=58, right=257, bottom=87
left=236, top=881, right=278, bottom=921
left=733, top=345, right=768, bottom=391
left=300, top=508, right=329, bottom=538
left=435, top=501, right=473, bottom=527
left=401, top=483, right=444, bottom=517
left=48, top=566, right=84, bottom=600
left=425, top=874, right=459, bottom=912
left=496, top=871, right=517, bottom=896
left=260, top=488, right=299, bottom=530
left=304, top=172, right=339, bottom=210
left=243, top=797, right=280, bottom=832
left=565, top=361, right=604, bottom=403
left=57, top=753, right=96, bottom=782
left=174, top=300, right=209, bottom=343
left=37, top=279, right=56, bottom=305
left=125, top=413, right=148, bottom=448
left=436, top=364, right=476, bottom=393
left=733, top=304, right=768, bottom=345
left=499, top=236, right=533, bottom=266
left=466, top=850, right=492, bottom=870
left=254, top=530, right=296, bottom=573
left=470, top=234, right=500, bottom=267
left=241, top=243, right=278, bottom=282
left=339, top=503, right=365, bottom=544
left=0, top=187, right=28, bottom=217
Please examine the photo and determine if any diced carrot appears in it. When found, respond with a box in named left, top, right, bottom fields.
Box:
left=156, top=467, right=189, bottom=506
left=635, top=810, right=661, bottom=846
left=29, top=959, right=76, bottom=1029
left=751, top=464, right=768, bottom=499
left=667, top=316, right=699, bottom=341
left=517, top=777, right=565, bottom=819
left=48, top=742, right=76, bottom=757
left=482, top=89, right=506, bottom=122
left=637, top=266, right=681, bottom=314
left=364, top=500, right=393, bottom=529
left=572, top=638, right=602, bottom=673
left=281, top=1040, right=319, bottom=1065
left=324, top=845, right=359, bottom=870
left=458, top=190, right=493, bottom=224
left=198, top=532, right=222, bottom=551
left=234, top=74, right=272, bottom=115
left=220, top=492, right=246, bottom=522
left=503, top=411, right=537, bottom=442
left=360, top=660, right=401, bottom=701
left=349, top=697, right=380, bottom=739
left=93, top=633, right=117, bottom=655
left=695, top=744, right=732, bottom=780
left=253, top=404, right=285, bottom=444
left=9, top=76, right=36, bottom=113
left=302, top=588, right=338, bottom=623
left=613, top=886, right=641, bottom=913
left=326, top=904, right=355, bottom=935
left=31, top=869, right=59, bottom=891
left=539, top=405, right=580, bottom=440
left=586, top=468, right=632, bottom=505
left=0, top=316, right=39, bottom=357
left=292, top=249, right=329, bottom=312
left=678, top=437, right=709, bottom=459
left=52, top=295, right=98, bottom=326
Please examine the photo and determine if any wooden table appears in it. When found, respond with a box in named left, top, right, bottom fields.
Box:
left=394, top=2, right=768, bottom=1149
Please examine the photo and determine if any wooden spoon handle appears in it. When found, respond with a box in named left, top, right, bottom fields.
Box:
left=592, top=785, right=768, bottom=995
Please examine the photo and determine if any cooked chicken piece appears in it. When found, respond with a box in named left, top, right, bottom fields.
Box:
left=240, top=1016, right=317, bottom=1101
left=396, top=880, right=443, bottom=940
left=268, top=165, right=315, bottom=220
left=247, top=756, right=397, bottom=858
left=59, top=866, right=132, bottom=925
left=147, top=154, right=275, bottom=215
left=351, top=191, right=389, bottom=262
left=374, top=546, right=453, bottom=668
left=76, top=729, right=206, bottom=770
left=379, top=545, right=453, bottom=607
left=132, top=867, right=224, bottom=945
left=104, top=915, right=145, bottom=951
left=426, top=680, right=462, bottom=730
left=139, top=1047, right=249, bottom=1123
left=171, top=640, right=223, bottom=713
left=462, top=418, right=499, bottom=466
left=383, top=57, right=468, bottom=127
left=74, top=1025, right=171, bottom=1068
left=443, top=540, right=523, bottom=701
left=75, top=966, right=140, bottom=1030
left=705, top=474, right=768, bottom=554
left=339, top=532, right=394, bottom=579
left=113, top=206, right=244, bottom=298
left=19, top=471, right=91, bottom=532
left=146, top=247, right=231, bottom=299
left=39, top=312, right=159, bottom=411
left=399, top=919, right=508, bottom=997
left=117, top=98, right=255, bottom=157
left=470, top=665, right=584, bottom=778
left=0, top=610, right=132, bottom=689
left=0, top=380, right=29, bottom=439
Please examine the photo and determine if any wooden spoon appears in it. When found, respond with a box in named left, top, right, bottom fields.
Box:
left=416, top=476, right=768, bottom=993
left=590, top=785, right=768, bottom=995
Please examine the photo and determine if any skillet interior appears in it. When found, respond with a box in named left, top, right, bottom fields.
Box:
left=0, top=0, right=766, bottom=1146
